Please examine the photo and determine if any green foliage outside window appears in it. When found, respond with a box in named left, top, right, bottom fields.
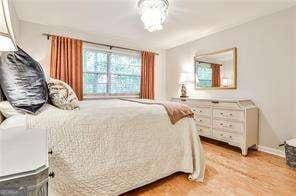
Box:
left=83, top=49, right=141, bottom=95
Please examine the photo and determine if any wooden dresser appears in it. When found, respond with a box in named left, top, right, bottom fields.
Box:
left=172, top=98, right=259, bottom=156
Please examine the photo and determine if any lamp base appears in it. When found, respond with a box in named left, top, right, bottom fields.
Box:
left=180, top=84, right=188, bottom=99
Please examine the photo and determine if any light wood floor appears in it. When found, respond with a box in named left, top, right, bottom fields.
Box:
left=124, top=138, right=296, bottom=196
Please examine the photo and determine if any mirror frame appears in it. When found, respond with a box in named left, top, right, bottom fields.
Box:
left=194, top=47, right=237, bottom=90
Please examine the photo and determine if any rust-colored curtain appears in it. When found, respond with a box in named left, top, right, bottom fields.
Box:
left=50, top=35, right=83, bottom=100
left=211, top=64, right=221, bottom=87
left=140, top=51, right=155, bottom=99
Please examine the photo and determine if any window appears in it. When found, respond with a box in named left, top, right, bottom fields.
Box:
left=196, top=62, right=212, bottom=87
left=83, top=48, right=141, bottom=97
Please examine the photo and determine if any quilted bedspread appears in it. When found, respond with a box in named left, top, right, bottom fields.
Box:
left=27, top=99, right=205, bottom=196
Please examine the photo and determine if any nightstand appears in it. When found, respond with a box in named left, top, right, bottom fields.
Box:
left=0, top=127, right=49, bottom=195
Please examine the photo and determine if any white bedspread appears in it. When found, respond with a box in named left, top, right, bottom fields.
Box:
left=27, top=99, right=205, bottom=196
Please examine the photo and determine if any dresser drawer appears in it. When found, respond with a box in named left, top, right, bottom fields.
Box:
left=213, top=109, right=244, bottom=121
left=193, top=107, right=211, bottom=117
left=213, top=120, right=244, bottom=133
left=196, top=126, right=211, bottom=136
left=213, top=129, right=242, bottom=144
left=195, top=116, right=211, bottom=127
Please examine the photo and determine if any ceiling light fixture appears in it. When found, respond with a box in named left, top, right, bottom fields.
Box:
left=138, top=0, right=169, bottom=32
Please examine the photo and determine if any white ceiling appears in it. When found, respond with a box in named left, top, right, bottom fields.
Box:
left=12, top=0, right=296, bottom=49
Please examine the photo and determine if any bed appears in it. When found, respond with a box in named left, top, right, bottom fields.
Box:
left=1, top=99, right=205, bottom=196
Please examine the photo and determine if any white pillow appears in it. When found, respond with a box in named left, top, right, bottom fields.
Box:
left=0, top=115, right=26, bottom=130
left=0, top=101, right=23, bottom=118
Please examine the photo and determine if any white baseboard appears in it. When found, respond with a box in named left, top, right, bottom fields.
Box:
left=257, top=145, right=285, bottom=158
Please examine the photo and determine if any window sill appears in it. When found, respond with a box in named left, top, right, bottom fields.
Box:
left=83, top=94, right=140, bottom=100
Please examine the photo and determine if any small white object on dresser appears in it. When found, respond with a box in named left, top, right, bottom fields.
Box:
left=172, top=98, right=259, bottom=156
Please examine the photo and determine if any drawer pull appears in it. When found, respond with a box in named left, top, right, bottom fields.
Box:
left=229, top=113, right=233, bottom=116
left=229, top=136, right=233, bottom=139
left=49, top=171, right=55, bottom=178
left=220, top=112, right=224, bottom=115
left=48, top=149, right=53, bottom=155
left=218, top=122, right=233, bottom=128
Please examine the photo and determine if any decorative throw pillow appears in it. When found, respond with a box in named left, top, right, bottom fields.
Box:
left=0, top=46, right=49, bottom=114
left=47, top=78, right=79, bottom=110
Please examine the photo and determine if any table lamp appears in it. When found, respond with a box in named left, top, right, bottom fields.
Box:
left=179, top=72, right=192, bottom=98
left=0, top=0, right=17, bottom=51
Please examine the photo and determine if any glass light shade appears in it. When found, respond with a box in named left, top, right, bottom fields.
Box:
left=138, top=0, right=169, bottom=32
left=0, top=0, right=16, bottom=51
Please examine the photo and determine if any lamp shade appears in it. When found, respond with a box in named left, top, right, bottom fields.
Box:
left=179, top=72, right=193, bottom=84
left=0, top=0, right=16, bottom=51
left=222, top=77, right=231, bottom=87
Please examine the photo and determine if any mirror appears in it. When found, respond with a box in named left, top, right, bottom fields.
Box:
left=194, top=47, right=237, bottom=89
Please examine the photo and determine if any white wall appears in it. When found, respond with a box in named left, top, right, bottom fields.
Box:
left=9, top=1, right=20, bottom=44
left=166, top=7, right=296, bottom=149
left=155, top=49, right=166, bottom=100
left=18, top=21, right=166, bottom=100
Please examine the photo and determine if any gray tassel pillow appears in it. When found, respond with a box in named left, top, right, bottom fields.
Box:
left=47, top=78, right=79, bottom=110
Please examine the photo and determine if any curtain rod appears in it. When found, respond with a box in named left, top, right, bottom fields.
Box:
left=196, top=60, right=222, bottom=66
left=42, top=33, right=159, bottom=55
